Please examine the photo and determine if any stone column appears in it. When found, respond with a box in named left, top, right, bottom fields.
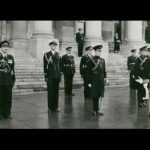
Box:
left=84, top=21, right=109, bottom=62
left=55, top=21, right=77, bottom=56
left=32, top=21, right=54, bottom=38
left=121, top=21, right=145, bottom=56
left=11, top=21, right=27, bottom=49
left=1, top=21, right=7, bottom=41
left=121, top=21, right=125, bottom=44
left=75, top=21, right=85, bottom=34
left=28, top=21, right=59, bottom=58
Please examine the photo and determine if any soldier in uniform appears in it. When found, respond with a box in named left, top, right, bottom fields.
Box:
left=127, top=49, right=138, bottom=89
left=62, top=47, right=75, bottom=96
left=133, top=46, right=148, bottom=108
left=0, top=40, right=15, bottom=119
left=89, top=45, right=108, bottom=116
left=76, top=28, right=85, bottom=57
left=142, top=48, right=150, bottom=116
left=43, top=41, right=62, bottom=114
left=80, top=46, right=94, bottom=101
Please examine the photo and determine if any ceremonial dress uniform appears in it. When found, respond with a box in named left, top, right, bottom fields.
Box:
left=0, top=41, right=15, bottom=119
left=127, top=49, right=137, bottom=89
left=62, top=47, right=75, bottom=96
left=43, top=41, right=62, bottom=113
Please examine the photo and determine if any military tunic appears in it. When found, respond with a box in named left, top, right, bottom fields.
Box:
left=127, top=55, right=137, bottom=89
left=80, top=54, right=93, bottom=100
left=62, top=54, right=75, bottom=95
left=0, top=53, right=15, bottom=118
left=133, top=55, right=147, bottom=105
left=90, top=56, right=107, bottom=98
left=90, top=56, right=107, bottom=112
left=43, top=51, right=62, bottom=112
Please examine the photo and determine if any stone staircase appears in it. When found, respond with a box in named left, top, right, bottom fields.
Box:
left=106, top=53, right=129, bottom=87
left=12, top=50, right=129, bottom=95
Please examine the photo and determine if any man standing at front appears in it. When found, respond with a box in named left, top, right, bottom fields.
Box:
left=90, top=45, right=108, bottom=116
left=62, top=47, right=75, bottom=96
left=43, top=41, right=62, bottom=114
left=0, top=40, right=15, bottom=119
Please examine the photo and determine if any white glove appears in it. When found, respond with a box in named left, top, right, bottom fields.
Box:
left=135, top=77, right=143, bottom=84
left=88, top=84, right=91, bottom=88
left=104, top=78, right=109, bottom=84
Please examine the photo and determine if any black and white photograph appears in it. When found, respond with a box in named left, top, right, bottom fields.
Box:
left=0, top=20, right=150, bottom=129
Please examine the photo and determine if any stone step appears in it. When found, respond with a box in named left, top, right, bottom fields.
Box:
left=15, top=77, right=128, bottom=82
left=16, top=78, right=45, bottom=82
left=12, top=52, right=130, bottom=94
left=13, top=88, right=34, bottom=94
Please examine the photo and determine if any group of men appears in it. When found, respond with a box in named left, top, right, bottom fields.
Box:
left=127, top=46, right=150, bottom=116
left=43, top=40, right=108, bottom=116
left=1, top=37, right=150, bottom=120
left=0, top=38, right=108, bottom=120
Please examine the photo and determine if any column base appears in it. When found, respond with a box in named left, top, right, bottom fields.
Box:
left=27, top=37, right=59, bottom=58
left=59, top=40, right=78, bottom=56
left=84, top=39, right=109, bottom=63
left=120, top=41, right=146, bottom=57
left=11, top=39, right=27, bottom=49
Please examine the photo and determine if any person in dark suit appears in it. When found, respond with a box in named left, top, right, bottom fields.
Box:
left=62, top=47, right=75, bottom=96
left=43, top=41, right=62, bottom=114
left=133, top=46, right=148, bottom=108
left=127, top=49, right=138, bottom=89
left=80, top=46, right=94, bottom=101
left=0, top=40, right=15, bottom=120
left=114, top=33, right=121, bottom=53
left=89, top=45, right=108, bottom=116
left=76, top=28, right=85, bottom=57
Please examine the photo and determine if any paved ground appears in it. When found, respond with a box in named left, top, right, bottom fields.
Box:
left=0, top=87, right=150, bottom=129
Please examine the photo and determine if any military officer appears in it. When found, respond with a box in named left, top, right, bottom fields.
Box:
left=133, top=46, right=148, bottom=108
left=80, top=46, right=94, bottom=101
left=0, top=40, right=15, bottom=119
left=127, top=49, right=138, bottom=89
left=43, top=41, right=62, bottom=114
left=76, top=28, right=85, bottom=57
left=89, top=45, right=108, bottom=116
left=62, top=47, right=75, bottom=96
left=142, top=48, right=150, bottom=116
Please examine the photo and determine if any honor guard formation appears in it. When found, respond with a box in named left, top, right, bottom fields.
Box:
left=43, top=40, right=108, bottom=116
left=0, top=30, right=150, bottom=122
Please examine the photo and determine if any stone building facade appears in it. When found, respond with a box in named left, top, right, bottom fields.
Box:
left=0, top=21, right=148, bottom=61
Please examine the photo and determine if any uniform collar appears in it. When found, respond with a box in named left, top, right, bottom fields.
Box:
left=2, top=53, right=7, bottom=58
left=50, top=50, right=55, bottom=55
